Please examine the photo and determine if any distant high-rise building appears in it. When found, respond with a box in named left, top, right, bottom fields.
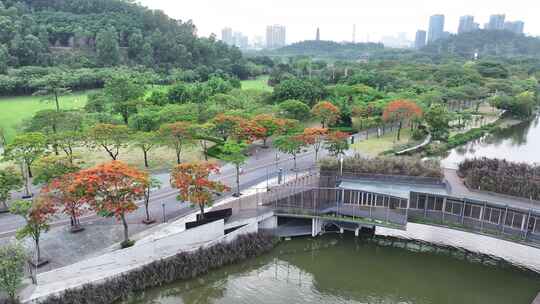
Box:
left=487, top=14, right=506, bottom=30
left=352, top=24, right=356, bottom=43
left=458, top=15, right=476, bottom=34
left=266, top=25, right=286, bottom=49
left=428, top=14, right=445, bottom=43
left=415, top=30, right=426, bottom=49
left=316, top=27, right=320, bottom=41
left=233, top=32, right=249, bottom=49
left=221, top=27, right=233, bottom=45
left=504, top=21, right=525, bottom=34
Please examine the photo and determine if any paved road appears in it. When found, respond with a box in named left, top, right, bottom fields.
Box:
left=0, top=138, right=333, bottom=238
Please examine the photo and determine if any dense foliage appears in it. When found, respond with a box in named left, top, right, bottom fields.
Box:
left=423, top=30, right=540, bottom=59
left=263, top=40, right=384, bottom=60
left=0, top=0, right=254, bottom=95
left=458, top=157, right=540, bottom=200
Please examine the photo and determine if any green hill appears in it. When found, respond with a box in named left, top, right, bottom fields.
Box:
left=422, top=30, right=540, bottom=59
left=0, top=0, right=244, bottom=73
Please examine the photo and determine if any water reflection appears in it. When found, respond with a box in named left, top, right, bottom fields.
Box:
left=443, top=116, right=540, bottom=168
left=123, top=235, right=540, bottom=304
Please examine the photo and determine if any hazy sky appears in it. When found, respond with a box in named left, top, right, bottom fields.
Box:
left=139, top=0, right=539, bottom=43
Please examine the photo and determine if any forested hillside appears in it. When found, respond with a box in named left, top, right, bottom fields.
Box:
left=0, top=0, right=252, bottom=95
left=422, top=30, right=540, bottom=59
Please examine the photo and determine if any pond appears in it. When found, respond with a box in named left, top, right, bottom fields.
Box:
left=123, top=234, right=540, bottom=304
left=442, top=116, right=540, bottom=168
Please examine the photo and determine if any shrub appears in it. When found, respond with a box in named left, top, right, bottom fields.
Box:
left=320, top=155, right=442, bottom=179
left=40, top=233, right=276, bottom=304
left=458, top=158, right=540, bottom=200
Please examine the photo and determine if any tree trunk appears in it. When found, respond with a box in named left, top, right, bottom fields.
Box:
left=121, top=213, right=129, bottom=244
left=235, top=164, right=241, bottom=196
left=397, top=121, right=402, bottom=141
left=143, top=150, right=149, bottom=168
left=199, top=204, right=205, bottom=220
left=176, top=150, right=181, bottom=164
left=27, top=163, right=33, bottom=178
left=35, top=236, right=41, bottom=263
left=314, top=148, right=319, bottom=162
left=145, top=187, right=151, bottom=222
left=54, top=92, right=60, bottom=112
left=293, top=154, right=297, bottom=171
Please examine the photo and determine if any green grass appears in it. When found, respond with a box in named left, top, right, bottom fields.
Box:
left=352, top=128, right=412, bottom=156
left=241, top=76, right=272, bottom=92
left=0, top=91, right=91, bottom=142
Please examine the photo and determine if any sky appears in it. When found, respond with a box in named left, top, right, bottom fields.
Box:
left=138, top=0, right=540, bottom=43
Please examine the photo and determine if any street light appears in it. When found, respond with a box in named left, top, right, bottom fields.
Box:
left=161, top=202, right=166, bottom=223
left=339, top=155, right=344, bottom=177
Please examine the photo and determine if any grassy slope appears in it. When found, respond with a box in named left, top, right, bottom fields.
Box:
left=240, top=76, right=272, bottom=92
left=0, top=91, right=91, bottom=142
left=352, top=128, right=412, bottom=156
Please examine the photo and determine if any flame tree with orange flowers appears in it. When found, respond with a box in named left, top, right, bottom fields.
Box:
left=41, top=173, right=88, bottom=232
left=75, top=161, right=148, bottom=247
left=302, top=127, right=328, bottom=162
left=170, top=162, right=229, bottom=219
left=311, top=101, right=340, bottom=128
left=382, top=100, right=423, bottom=141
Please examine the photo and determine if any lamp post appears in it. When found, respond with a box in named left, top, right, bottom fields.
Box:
left=339, top=155, right=344, bottom=177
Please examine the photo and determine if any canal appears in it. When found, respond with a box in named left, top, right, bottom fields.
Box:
left=442, top=116, right=540, bottom=168
left=123, top=234, right=540, bottom=304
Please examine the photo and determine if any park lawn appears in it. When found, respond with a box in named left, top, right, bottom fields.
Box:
left=352, top=128, right=412, bottom=156
left=0, top=91, right=92, bottom=142
left=241, top=76, right=272, bottom=92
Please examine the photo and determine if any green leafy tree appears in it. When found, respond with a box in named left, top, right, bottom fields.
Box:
left=272, top=78, right=327, bottom=106
left=424, top=103, right=451, bottom=141
left=273, top=135, right=307, bottom=171
left=132, top=131, right=160, bottom=168
left=142, top=176, right=162, bottom=224
left=32, top=155, right=81, bottom=185
left=96, top=27, right=120, bottom=66
left=52, top=131, right=83, bottom=164
left=0, top=243, right=27, bottom=302
left=0, top=44, right=8, bottom=74
left=87, top=124, right=131, bottom=160
left=0, top=167, right=23, bottom=211
left=32, top=73, right=71, bottom=112
left=278, top=99, right=311, bottom=121
left=104, top=75, right=146, bottom=124
left=4, top=133, right=47, bottom=195
left=220, top=140, right=248, bottom=197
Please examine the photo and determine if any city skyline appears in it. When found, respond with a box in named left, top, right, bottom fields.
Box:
left=139, top=0, right=539, bottom=44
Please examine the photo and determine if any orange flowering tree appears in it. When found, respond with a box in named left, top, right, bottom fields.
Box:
left=41, top=173, right=88, bottom=232
left=212, top=114, right=243, bottom=142
left=382, top=100, right=423, bottom=141
left=302, top=127, right=328, bottom=162
left=325, top=131, right=350, bottom=157
left=311, top=101, right=340, bottom=128
left=170, top=162, right=229, bottom=219
left=10, top=198, right=56, bottom=264
left=76, top=161, right=148, bottom=247
left=253, top=114, right=288, bottom=148
left=159, top=121, right=193, bottom=164
left=234, top=118, right=267, bottom=143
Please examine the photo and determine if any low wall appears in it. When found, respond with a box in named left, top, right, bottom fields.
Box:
left=376, top=223, right=540, bottom=273
left=22, top=218, right=270, bottom=304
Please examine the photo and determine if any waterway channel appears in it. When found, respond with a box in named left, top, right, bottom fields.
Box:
left=442, top=116, right=540, bottom=168
left=123, top=234, right=540, bottom=304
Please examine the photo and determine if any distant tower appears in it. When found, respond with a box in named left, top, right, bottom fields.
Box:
left=316, top=27, right=320, bottom=41
left=352, top=24, right=356, bottom=43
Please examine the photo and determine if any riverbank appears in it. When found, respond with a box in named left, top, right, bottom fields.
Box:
left=119, top=233, right=540, bottom=304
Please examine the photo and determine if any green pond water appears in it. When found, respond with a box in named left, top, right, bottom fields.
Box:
left=123, top=235, right=540, bottom=304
